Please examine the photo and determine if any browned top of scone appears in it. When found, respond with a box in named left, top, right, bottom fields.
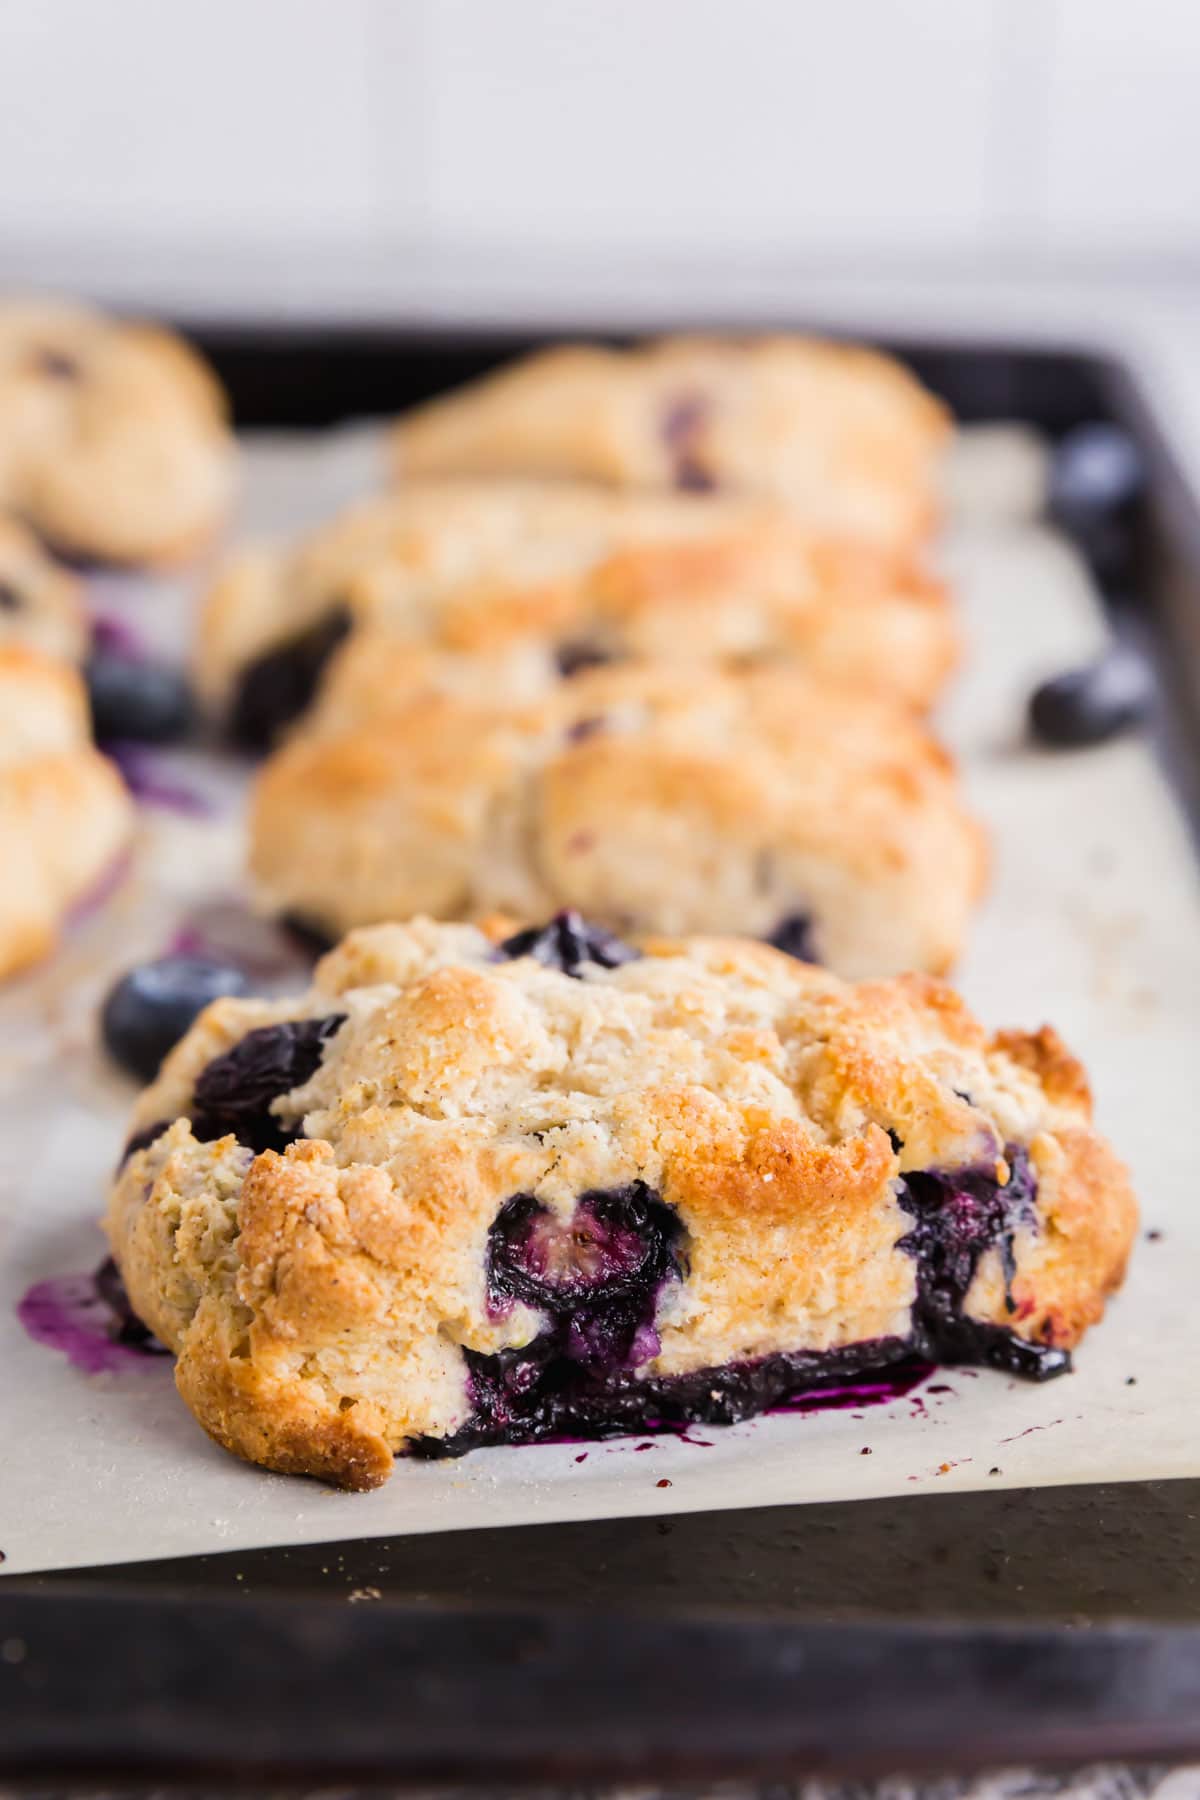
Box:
left=248, top=658, right=985, bottom=977
left=196, top=478, right=956, bottom=716
left=0, top=298, right=235, bottom=564
left=108, top=920, right=1136, bottom=1488
left=390, top=337, right=951, bottom=553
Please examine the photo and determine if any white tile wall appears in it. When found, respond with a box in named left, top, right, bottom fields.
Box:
left=1043, top=0, right=1200, bottom=250
left=417, top=0, right=997, bottom=253
left=0, top=0, right=1195, bottom=311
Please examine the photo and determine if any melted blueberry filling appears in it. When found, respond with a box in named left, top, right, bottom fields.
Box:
left=900, top=1146, right=1068, bottom=1379
left=0, top=582, right=22, bottom=612
left=497, top=911, right=640, bottom=978
left=411, top=1146, right=1066, bottom=1458
left=188, top=1014, right=346, bottom=1153
left=231, top=606, right=353, bottom=751
left=765, top=911, right=821, bottom=964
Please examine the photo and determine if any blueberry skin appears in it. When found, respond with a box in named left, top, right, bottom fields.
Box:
left=1051, top=423, right=1144, bottom=526
left=101, top=957, right=250, bottom=1083
left=1028, top=647, right=1153, bottom=748
left=86, top=651, right=193, bottom=746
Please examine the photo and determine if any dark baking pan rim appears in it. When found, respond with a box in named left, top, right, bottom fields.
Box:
left=5, top=1590, right=1200, bottom=1787
left=7, top=325, right=1200, bottom=1784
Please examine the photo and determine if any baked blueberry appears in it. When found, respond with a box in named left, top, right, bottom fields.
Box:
left=230, top=607, right=352, bottom=751
left=94, top=1255, right=163, bottom=1349
left=556, top=640, right=615, bottom=679
left=1028, top=647, right=1152, bottom=748
left=85, top=650, right=194, bottom=745
left=498, top=911, right=639, bottom=977
left=102, top=956, right=250, bottom=1083
left=765, top=911, right=820, bottom=964
left=189, top=1014, right=346, bottom=1153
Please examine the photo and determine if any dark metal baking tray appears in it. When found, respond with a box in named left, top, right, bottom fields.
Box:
left=4, top=326, right=1200, bottom=1789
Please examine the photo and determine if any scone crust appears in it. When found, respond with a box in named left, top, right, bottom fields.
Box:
left=106, top=921, right=1136, bottom=1489
left=249, top=659, right=986, bottom=980
left=390, top=337, right=951, bottom=553
left=0, top=298, right=235, bottom=564
left=0, top=644, right=133, bottom=976
left=195, top=478, right=957, bottom=722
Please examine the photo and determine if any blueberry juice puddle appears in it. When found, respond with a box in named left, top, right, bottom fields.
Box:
left=17, top=1258, right=168, bottom=1375
left=411, top=1148, right=1065, bottom=1460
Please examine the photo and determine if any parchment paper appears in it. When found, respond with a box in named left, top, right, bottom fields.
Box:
left=2, top=425, right=1196, bottom=1577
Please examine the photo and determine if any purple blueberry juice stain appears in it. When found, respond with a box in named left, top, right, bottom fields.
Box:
left=17, top=1259, right=167, bottom=1374
left=90, top=612, right=147, bottom=661
left=105, top=743, right=211, bottom=817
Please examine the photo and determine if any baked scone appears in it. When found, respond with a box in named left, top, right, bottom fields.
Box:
left=105, top=917, right=1137, bottom=1487
left=390, top=337, right=951, bottom=553
left=0, top=645, right=134, bottom=977
left=0, top=298, right=235, bottom=564
left=197, top=479, right=956, bottom=749
left=249, top=657, right=984, bottom=981
left=0, top=511, right=87, bottom=663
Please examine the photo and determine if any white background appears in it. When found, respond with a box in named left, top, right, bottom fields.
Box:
left=0, top=0, right=1195, bottom=315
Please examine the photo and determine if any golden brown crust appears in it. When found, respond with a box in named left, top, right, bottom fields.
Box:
left=106, top=920, right=1137, bottom=1488
left=0, top=298, right=235, bottom=565
left=0, top=644, right=134, bottom=977
left=390, top=337, right=951, bottom=554
left=194, top=478, right=957, bottom=721
left=248, top=658, right=985, bottom=980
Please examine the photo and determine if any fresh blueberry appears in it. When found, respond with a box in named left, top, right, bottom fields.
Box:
left=102, top=957, right=250, bottom=1083
left=497, top=911, right=639, bottom=977
left=765, top=911, right=820, bottom=963
left=86, top=651, right=194, bottom=746
left=190, top=1014, right=346, bottom=1153
left=1051, top=423, right=1144, bottom=526
left=1028, top=646, right=1153, bottom=748
left=231, top=607, right=352, bottom=751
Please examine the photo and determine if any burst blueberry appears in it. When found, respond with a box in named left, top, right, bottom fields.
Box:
left=189, top=1014, right=346, bottom=1153
left=497, top=911, right=639, bottom=977
left=231, top=607, right=352, bottom=750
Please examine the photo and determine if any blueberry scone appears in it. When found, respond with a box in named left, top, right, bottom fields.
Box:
left=106, top=917, right=1137, bottom=1487
left=196, top=479, right=955, bottom=749
left=0, top=511, right=87, bottom=663
left=249, top=658, right=984, bottom=980
left=390, top=338, right=950, bottom=554
left=0, top=298, right=235, bottom=564
left=0, top=645, right=133, bottom=977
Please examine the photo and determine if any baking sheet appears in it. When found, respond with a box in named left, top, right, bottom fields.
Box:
left=2, top=426, right=1196, bottom=1578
